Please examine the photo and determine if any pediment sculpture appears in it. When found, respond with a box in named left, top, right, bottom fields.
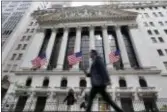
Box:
left=35, top=5, right=138, bottom=23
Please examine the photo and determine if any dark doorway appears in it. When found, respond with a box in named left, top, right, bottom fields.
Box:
left=119, top=79, right=127, bottom=87
left=43, top=78, right=49, bottom=87
left=25, top=78, right=32, bottom=86
left=120, top=98, right=134, bottom=112
left=34, top=97, right=47, bottom=112
left=79, top=79, right=87, bottom=87
left=14, top=96, right=28, bottom=112
left=60, top=78, right=67, bottom=88
left=143, top=98, right=159, bottom=112
left=139, top=78, right=148, bottom=87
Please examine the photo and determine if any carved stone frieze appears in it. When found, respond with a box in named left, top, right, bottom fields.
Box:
left=33, top=5, right=138, bottom=24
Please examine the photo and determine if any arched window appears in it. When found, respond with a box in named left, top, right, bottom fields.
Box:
left=43, top=77, right=49, bottom=87
left=79, top=79, right=87, bottom=87
left=119, top=78, right=127, bottom=87
left=60, top=78, right=67, bottom=87
left=139, top=77, right=147, bottom=87
left=26, top=77, right=32, bottom=86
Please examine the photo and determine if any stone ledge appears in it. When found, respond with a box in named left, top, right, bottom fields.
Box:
left=14, top=68, right=161, bottom=76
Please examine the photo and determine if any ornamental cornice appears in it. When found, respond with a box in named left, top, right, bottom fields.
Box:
left=32, top=5, right=138, bottom=25
left=14, top=68, right=161, bottom=76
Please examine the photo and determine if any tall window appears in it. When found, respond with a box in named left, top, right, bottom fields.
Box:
left=79, top=79, right=87, bottom=87
left=164, top=29, right=167, bottom=34
left=26, top=77, right=32, bottom=86
left=158, top=21, right=164, bottom=26
left=158, top=37, right=164, bottom=43
left=21, top=36, right=26, bottom=41
left=60, top=78, right=67, bottom=87
left=43, top=78, right=49, bottom=87
left=119, top=78, right=127, bottom=87
left=63, top=29, right=75, bottom=70
left=158, top=12, right=163, bottom=17
left=80, top=28, right=89, bottom=70
left=16, top=44, right=22, bottom=50
left=22, top=44, right=27, bottom=50
left=144, top=13, right=149, bottom=17
left=147, top=30, right=152, bottom=35
left=153, top=12, right=158, bottom=17
left=149, top=22, right=154, bottom=26
left=139, top=77, right=148, bottom=87
left=25, top=29, right=30, bottom=33
left=154, top=30, right=159, bottom=35
left=17, top=53, right=23, bottom=60
left=157, top=49, right=164, bottom=56
left=11, top=54, right=17, bottom=60
left=27, top=36, right=31, bottom=41
left=151, top=37, right=157, bottom=43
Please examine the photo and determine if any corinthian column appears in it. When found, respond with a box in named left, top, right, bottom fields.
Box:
left=56, top=28, right=69, bottom=70
left=102, top=25, right=113, bottom=69
left=72, top=27, right=82, bottom=70
left=115, top=26, right=131, bottom=69
left=43, top=29, right=57, bottom=69
left=89, top=26, right=95, bottom=66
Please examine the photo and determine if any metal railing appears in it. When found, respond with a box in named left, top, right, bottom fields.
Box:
left=2, top=99, right=167, bottom=112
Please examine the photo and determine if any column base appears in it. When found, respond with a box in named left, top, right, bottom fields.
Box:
left=70, top=68, right=80, bottom=72
left=54, top=65, right=63, bottom=71
left=107, top=64, right=113, bottom=69
left=123, top=62, right=131, bottom=70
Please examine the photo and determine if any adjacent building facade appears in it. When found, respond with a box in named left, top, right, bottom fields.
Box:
left=2, top=1, right=167, bottom=112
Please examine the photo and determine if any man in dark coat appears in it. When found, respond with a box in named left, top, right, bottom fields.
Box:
left=83, top=50, right=124, bottom=112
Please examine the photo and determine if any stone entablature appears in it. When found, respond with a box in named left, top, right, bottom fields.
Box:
left=14, top=68, right=161, bottom=76
left=32, top=5, right=138, bottom=24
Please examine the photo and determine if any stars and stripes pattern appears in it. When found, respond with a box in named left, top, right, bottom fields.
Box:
left=31, top=52, right=47, bottom=68
left=68, top=51, right=82, bottom=65
left=109, top=50, right=120, bottom=63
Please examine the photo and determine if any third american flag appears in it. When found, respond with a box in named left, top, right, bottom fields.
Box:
left=68, top=51, right=82, bottom=65
left=109, top=50, right=120, bottom=63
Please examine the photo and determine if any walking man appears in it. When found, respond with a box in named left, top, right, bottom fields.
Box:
left=83, top=50, right=124, bottom=112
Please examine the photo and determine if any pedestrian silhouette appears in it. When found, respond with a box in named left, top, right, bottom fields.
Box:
left=63, top=88, right=76, bottom=111
left=82, top=50, right=124, bottom=112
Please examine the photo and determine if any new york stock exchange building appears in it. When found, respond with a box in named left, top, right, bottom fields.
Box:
left=2, top=3, right=167, bottom=112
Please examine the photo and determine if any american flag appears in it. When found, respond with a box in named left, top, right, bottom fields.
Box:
left=68, top=51, right=82, bottom=65
left=31, top=52, right=47, bottom=68
left=109, top=50, right=120, bottom=63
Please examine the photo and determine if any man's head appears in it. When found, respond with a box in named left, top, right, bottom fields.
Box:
left=90, top=50, right=98, bottom=60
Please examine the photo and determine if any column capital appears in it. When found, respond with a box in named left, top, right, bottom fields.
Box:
left=76, top=26, right=82, bottom=30
left=89, top=25, right=95, bottom=30
left=114, top=25, right=121, bottom=30
left=52, top=28, right=58, bottom=32
left=63, top=27, right=69, bottom=31
left=102, top=25, right=107, bottom=29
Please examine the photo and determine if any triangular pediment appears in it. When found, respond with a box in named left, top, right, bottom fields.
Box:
left=34, top=5, right=138, bottom=23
